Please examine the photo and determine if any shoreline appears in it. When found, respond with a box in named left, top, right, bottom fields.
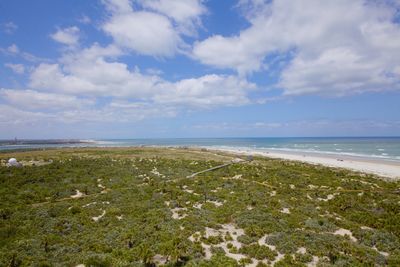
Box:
left=205, top=147, right=400, bottom=180
left=1, top=145, right=399, bottom=180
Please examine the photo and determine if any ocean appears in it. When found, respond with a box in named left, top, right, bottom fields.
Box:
left=1, top=137, right=400, bottom=162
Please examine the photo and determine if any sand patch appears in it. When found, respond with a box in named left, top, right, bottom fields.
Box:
left=317, top=193, right=339, bottom=202
left=333, top=228, right=357, bottom=242
left=19, top=160, right=53, bottom=167
left=281, top=208, right=290, bottom=214
left=189, top=224, right=247, bottom=262
left=182, top=186, right=199, bottom=195
left=184, top=189, right=194, bottom=194
left=270, top=191, right=276, bottom=196
left=307, top=256, right=319, bottom=267
left=152, top=254, right=168, bottom=265
left=257, top=235, right=288, bottom=266
left=372, top=246, right=389, bottom=257
left=92, top=210, right=106, bottom=222
left=82, top=202, right=97, bottom=208
left=193, top=203, right=203, bottom=209
left=360, top=226, right=372, bottom=230
left=171, top=207, right=187, bottom=219
left=71, top=190, right=84, bottom=199
left=258, top=235, right=277, bottom=251
left=151, top=167, right=163, bottom=177
left=98, top=184, right=106, bottom=189
left=207, top=200, right=224, bottom=207
left=270, top=252, right=285, bottom=266
left=350, top=179, right=381, bottom=188
left=232, top=158, right=244, bottom=163
left=297, top=247, right=307, bottom=254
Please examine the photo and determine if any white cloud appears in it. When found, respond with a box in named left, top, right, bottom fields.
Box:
left=4, top=63, right=25, bottom=74
left=0, top=104, right=55, bottom=125
left=0, top=87, right=177, bottom=126
left=154, top=74, right=254, bottom=107
left=103, top=11, right=181, bottom=56
left=29, top=43, right=255, bottom=107
left=102, top=0, right=133, bottom=13
left=192, top=0, right=400, bottom=96
left=102, top=0, right=206, bottom=56
left=0, top=89, right=94, bottom=111
left=0, top=44, right=47, bottom=62
left=7, top=44, right=19, bottom=54
left=51, top=26, right=80, bottom=46
left=1, top=21, right=18, bottom=34
left=78, top=15, right=91, bottom=24
left=138, top=0, right=206, bottom=36
left=30, top=60, right=161, bottom=98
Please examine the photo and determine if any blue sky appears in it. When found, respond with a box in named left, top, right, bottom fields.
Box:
left=0, top=0, right=400, bottom=139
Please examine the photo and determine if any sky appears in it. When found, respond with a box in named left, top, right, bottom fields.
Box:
left=0, top=0, right=400, bottom=139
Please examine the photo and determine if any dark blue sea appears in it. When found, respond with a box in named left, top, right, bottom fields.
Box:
left=1, top=137, right=400, bottom=162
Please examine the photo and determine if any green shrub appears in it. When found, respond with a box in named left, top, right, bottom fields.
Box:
left=239, top=244, right=277, bottom=260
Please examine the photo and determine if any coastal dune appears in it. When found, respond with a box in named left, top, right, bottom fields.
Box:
left=210, top=148, right=400, bottom=180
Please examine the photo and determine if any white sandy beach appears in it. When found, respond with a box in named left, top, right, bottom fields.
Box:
left=209, top=147, right=400, bottom=180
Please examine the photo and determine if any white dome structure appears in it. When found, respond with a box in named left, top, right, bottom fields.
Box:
left=8, top=158, right=20, bottom=166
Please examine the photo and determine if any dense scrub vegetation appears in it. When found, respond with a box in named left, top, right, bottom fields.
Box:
left=0, top=147, right=399, bottom=266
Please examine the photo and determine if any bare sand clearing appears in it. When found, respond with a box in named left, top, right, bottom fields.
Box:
left=210, top=148, right=400, bottom=180
left=333, top=228, right=357, bottom=242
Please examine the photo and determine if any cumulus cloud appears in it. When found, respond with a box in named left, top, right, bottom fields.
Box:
left=193, top=0, right=400, bottom=96
left=51, top=26, right=80, bottom=46
left=103, top=11, right=181, bottom=57
left=102, top=0, right=205, bottom=56
left=29, top=43, right=255, bottom=107
left=138, top=0, right=206, bottom=36
left=154, top=74, right=254, bottom=107
left=4, top=63, right=25, bottom=74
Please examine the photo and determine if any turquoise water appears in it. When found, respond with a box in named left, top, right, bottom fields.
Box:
left=1, top=137, right=400, bottom=162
